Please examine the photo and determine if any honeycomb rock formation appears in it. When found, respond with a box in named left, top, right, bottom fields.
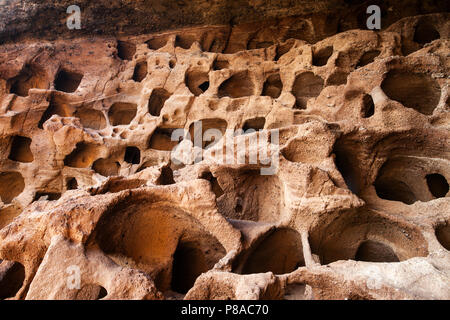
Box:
left=0, top=10, right=449, bottom=300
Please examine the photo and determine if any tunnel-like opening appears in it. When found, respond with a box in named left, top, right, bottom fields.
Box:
left=117, top=41, right=136, bottom=60
left=218, top=71, right=254, bottom=98
left=292, top=72, right=323, bottom=109
left=92, top=200, right=226, bottom=295
left=200, top=171, right=224, bottom=198
left=216, top=169, right=283, bottom=223
left=38, top=95, right=73, bottom=129
left=171, top=241, right=208, bottom=294
left=0, top=261, right=25, bottom=300
left=188, top=118, right=227, bottom=149
left=108, top=103, right=137, bottom=126
left=262, top=73, right=282, bottom=98
left=74, top=108, right=107, bottom=130
left=66, top=177, right=78, bottom=190
left=240, top=228, right=304, bottom=275
left=381, top=70, right=441, bottom=115
left=8, top=136, right=33, bottom=163
left=413, top=21, right=440, bottom=45
left=93, top=158, right=120, bottom=177
left=148, top=128, right=180, bottom=151
left=133, top=61, right=148, bottom=82
left=0, top=172, right=25, bottom=204
left=156, top=166, right=175, bottom=185
left=426, top=174, right=449, bottom=198
left=8, top=64, right=49, bottom=97
left=242, top=117, right=265, bottom=132
left=435, top=223, right=450, bottom=251
left=312, top=46, right=333, bottom=66
left=54, top=69, right=83, bottom=93
left=148, top=89, right=171, bottom=117
left=33, top=192, right=61, bottom=201
left=354, top=240, right=399, bottom=262
left=64, top=143, right=102, bottom=168
left=75, top=284, right=108, bottom=300
left=309, top=209, right=427, bottom=264
left=356, top=50, right=380, bottom=68
left=124, top=147, right=141, bottom=165
left=186, top=71, right=209, bottom=96
left=361, top=94, right=375, bottom=118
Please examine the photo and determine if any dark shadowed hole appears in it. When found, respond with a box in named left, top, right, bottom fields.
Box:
left=381, top=70, right=441, bottom=115
left=426, top=174, right=449, bottom=198
left=0, top=172, right=25, bottom=204
left=218, top=71, right=254, bottom=98
left=148, top=128, right=180, bottom=151
left=93, top=158, right=120, bottom=177
left=361, top=94, right=375, bottom=118
left=355, top=240, right=399, bottom=262
left=241, top=228, right=304, bottom=275
left=64, top=143, right=100, bottom=168
left=75, top=284, right=108, bottom=300
left=243, top=117, right=265, bottom=132
left=312, top=46, right=333, bottom=67
left=333, top=142, right=360, bottom=194
left=33, top=192, right=61, bottom=201
left=198, top=81, right=209, bottom=93
left=435, top=223, right=450, bottom=251
left=148, top=88, right=171, bottom=117
left=275, top=41, right=294, bottom=61
left=8, top=64, right=48, bottom=97
left=171, top=241, right=208, bottom=294
left=292, top=72, right=324, bottom=109
left=175, top=35, right=196, bottom=49
left=74, top=108, right=107, bottom=130
left=157, top=166, right=175, bottom=185
left=374, top=163, right=416, bottom=205
left=327, top=71, right=348, bottom=86
left=186, top=72, right=209, bottom=96
left=38, top=96, right=73, bottom=129
left=213, top=59, right=230, bottom=70
left=189, top=118, right=227, bottom=149
left=200, top=171, right=224, bottom=198
left=124, top=147, right=140, bottom=164
left=357, top=50, right=380, bottom=68
left=9, top=136, right=33, bottom=163
left=108, top=102, right=137, bottom=126
left=54, top=70, right=83, bottom=93
left=117, top=41, right=136, bottom=60
left=133, top=61, right=148, bottom=82
left=146, top=36, right=168, bottom=50
left=67, top=177, right=78, bottom=190
left=262, top=73, right=282, bottom=98
left=413, top=21, right=440, bottom=45
left=0, top=261, right=25, bottom=299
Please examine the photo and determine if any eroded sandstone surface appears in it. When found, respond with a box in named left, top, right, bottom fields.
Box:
left=0, top=9, right=449, bottom=300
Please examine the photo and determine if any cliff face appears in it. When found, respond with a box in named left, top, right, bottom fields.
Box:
left=0, top=2, right=449, bottom=300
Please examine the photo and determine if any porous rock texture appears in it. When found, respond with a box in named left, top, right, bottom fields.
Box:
left=0, top=6, right=449, bottom=300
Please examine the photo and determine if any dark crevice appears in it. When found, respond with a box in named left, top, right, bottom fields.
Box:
left=54, top=69, right=83, bottom=93
left=124, top=146, right=141, bottom=164
left=8, top=136, right=33, bottom=163
left=148, top=89, right=171, bottom=117
left=426, top=174, right=449, bottom=198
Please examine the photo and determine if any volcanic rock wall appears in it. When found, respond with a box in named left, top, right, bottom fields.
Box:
left=0, top=8, right=449, bottom=299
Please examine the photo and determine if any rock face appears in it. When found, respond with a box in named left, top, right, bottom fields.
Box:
left=0, top=5, right=449, bottom=300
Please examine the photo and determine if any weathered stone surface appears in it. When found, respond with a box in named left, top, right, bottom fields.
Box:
left=0, top=7, right=449, bottom=300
